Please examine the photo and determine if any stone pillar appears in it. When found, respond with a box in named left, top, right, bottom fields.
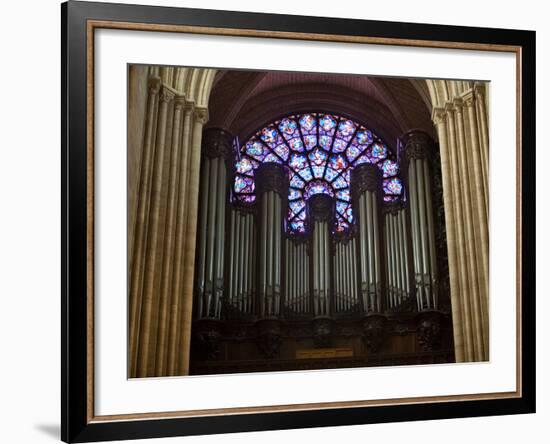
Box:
left=308, top=194, right=333, bottom=317
left=194, top=128, right=233, bottom=320
left=351, top=164, right=383, bottom=313
left=256, top=163, right=287, bottom=318
left=402, top=131, right=438, bottom=311
left=433, top=88, right=489, bottom=362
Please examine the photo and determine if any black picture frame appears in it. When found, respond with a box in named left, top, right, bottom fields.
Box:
left=61, top=1, right=536, bottom=442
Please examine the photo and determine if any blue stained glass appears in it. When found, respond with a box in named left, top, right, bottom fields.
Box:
left=355, top=130, right=373, bottom=145
left=355, top=153, right=374, bottom=166
left=346, top=144, right=362, bottom=162
left=289, top=199, right=305, bottom=214
left=380, top=159, right=399, bottom=177
left=289, top=137, right=304, bottom=152
left=245, top=140, right=264, bottom=159
left=290, top=220, right=306, bottom=232
left=290, top=174, right=305, bottom=188
left=289, top=153, right=307, bottom=170
left=333, top=175, right=347, bottom=189
left=299, top=167, right=314, bottom=181
left=319, top=114, right=337, bottom=132
left=337, top=120, right=356, bottom=138
left=344, top=206, right=353, bottom=222
left=333, top=139, right=348, bottom=153
left=234, top=176, right=255, bottom=193
left=335, top=216, right=349, bottom=232
left=312, top=165, right=325, bottom=178
left=274, top=144, right=290, bottom=161
left=278, top=118, right=298, bottom=135
left=304, top=135, right=317, bottom=150
left=238, top=112, right=400, bottom=234
left=383, top=177, right=403, bottom=195
left=336, top=200, right=348, bottom=215
left=371, top=143, right=388, bottom=159
left=260, top=127, right=278, bottom=143
left=309, top=148, right=327, bottom=166
left=328, top=154, right=348, bottom=171
left=305, top=180, right=332, bottom=199
left=336, top=189, right=350, bottom=201
left=299, top=114, right=316, bottom=133
left=324, top=166, right=339, bottom=182
left=264, top=153, right=282, bottom=164
left=236, top=194, right=256, bottom=203
left=319, top=135, right=332, bottom=149
left=235, top=157, right=256, bottom=175
left=288, top=188, right=302, bottom=200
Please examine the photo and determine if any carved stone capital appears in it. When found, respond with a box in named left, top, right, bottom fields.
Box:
left=350, top=163, right=382, bottom=199
left=401, top=130, right=434, bottom=161
left=256, top=162, right=289, bottom=197
left=147, top=76, right=161, bottom=94
left=201, top=127, right=234, bottom=159
left=174, top=95, right=187, bottom=111
left=159, top=85, right=176, bottom=104
left=307, top=194, right=333, bottom=222
left=194, top=106, right=209, bottom=125
left=431, top=107, right=447, bottom=125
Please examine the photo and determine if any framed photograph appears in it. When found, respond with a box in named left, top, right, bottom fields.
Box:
left=62, top=0, right=535, bottom=442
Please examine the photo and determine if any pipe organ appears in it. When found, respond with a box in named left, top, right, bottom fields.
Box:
left=352, top=164, right=383, bottom=313
left=402, top=131, right=438, bottom=311
left=195, top=129, right=232, bottom=319
left=309, top=195, right=333, bottom=317
left=256, top=164, right=287, bottom=318
left=193, top=129, right=445, bottom=327
left=284, top=239, right=310, bottom=316
left=384, top=205, right=411, bottom=309
left=227, top=209, right=255, bottom=315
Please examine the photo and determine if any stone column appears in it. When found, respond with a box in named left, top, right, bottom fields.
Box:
left=433, top=88, right=489, bottom=362
left=351, top=164, right=383, bottom=313
left=402, top=131, right=438, bottom=311
left=256, top=163, right=287, bottom=318
left=128, top=67, right=216, bottom=377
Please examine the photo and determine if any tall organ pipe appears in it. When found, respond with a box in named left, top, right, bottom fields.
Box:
left=194, top=128, right=232, bottom=319
left=351, top=164, right=383, bottom=314
left=402, top=130, right=438, bottom=311
left=256, top=163, right=287, bottom=318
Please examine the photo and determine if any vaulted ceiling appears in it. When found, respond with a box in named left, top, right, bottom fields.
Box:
left=206, top=69, right=436, bottom=154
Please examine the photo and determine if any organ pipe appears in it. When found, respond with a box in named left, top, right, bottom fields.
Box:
left=194, top=128, right=232, bottom=320
left=402, top=131, right=438, bottom=311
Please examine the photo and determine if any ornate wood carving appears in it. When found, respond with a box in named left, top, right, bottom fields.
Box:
left=202, top=127, right=234, bottom=159
left=255, top=162, right=289, bottom=197
left=401, top=130, right=434, bottom=161
left=307, top=194, right=334, bottom=222
left=192, top=319, right=222, bottom=361
left=255, top=319, right=283, bottom=359
left=416, top=311, right=443, bottom=351
left=362, top=314, right=387, bottom=353
left=312, top=318, right=334, bottom=348
left=350, top=163, right=382, bottom=198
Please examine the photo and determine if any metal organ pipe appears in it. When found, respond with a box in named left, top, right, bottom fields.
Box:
left=402, top=131, right=439, bottom=312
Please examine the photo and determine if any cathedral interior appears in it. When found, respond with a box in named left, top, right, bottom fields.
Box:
left=127, top=65, right=490, bottom=378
